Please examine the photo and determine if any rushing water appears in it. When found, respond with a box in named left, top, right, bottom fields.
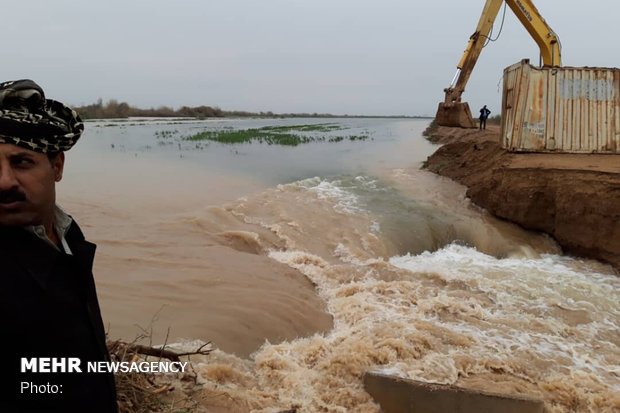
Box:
left=58, top=118, right=619, bottom=412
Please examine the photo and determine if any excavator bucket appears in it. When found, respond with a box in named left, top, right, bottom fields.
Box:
left=435, top=102, right=476, bottom=128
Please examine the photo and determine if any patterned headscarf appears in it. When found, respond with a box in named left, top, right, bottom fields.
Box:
left=0, top=79, right=83, bottom=153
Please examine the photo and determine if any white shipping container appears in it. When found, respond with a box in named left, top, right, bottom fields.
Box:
left=501, top=59, right=620, bottom=153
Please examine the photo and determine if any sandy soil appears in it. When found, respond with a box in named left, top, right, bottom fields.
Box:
left=424, top=124, right=620, bottom=271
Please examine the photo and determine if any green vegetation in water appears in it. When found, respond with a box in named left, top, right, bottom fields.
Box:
left=259, top=123, right=344, bottom=132
left=154, top=130, right=180, bottom=139
left=185, top=124, right=369, bottom=146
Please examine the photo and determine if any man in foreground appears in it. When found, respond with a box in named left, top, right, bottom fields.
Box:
left=0, top=79, right=118, bottom=412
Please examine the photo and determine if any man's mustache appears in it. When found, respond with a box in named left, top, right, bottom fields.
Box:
left=0, top=189, right=27, bottom=204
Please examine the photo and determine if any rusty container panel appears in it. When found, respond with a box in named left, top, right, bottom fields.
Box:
left=501, top=59, right=620, bottom=153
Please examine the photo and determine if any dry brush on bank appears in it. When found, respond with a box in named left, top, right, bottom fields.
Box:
left=108, top=340, right=212, bottom=413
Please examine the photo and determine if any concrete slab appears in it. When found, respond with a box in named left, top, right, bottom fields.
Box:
left=364, top=372, right=544, bottom=413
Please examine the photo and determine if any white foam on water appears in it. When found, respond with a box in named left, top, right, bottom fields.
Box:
left=389, top=244, right=620, bottom=388
left=287, top=176, right=381, bottom=215
left=183, top=237, right=620, bottom=413
left=182, top=176, right=619, bottom=412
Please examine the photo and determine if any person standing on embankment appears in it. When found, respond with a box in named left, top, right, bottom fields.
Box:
left=479, top=105, right=491, bottom=129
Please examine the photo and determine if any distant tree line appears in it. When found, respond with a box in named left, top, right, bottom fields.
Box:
left=71, top=99, right=335, bottom=120
left=71, top=99, right=426, bottom=120
left=487, top=114, right=501, bottom=124
left=72, top=99, right=225, bottom=119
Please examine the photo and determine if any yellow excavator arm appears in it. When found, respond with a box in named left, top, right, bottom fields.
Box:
left=436, top=0, right=562, bottom=128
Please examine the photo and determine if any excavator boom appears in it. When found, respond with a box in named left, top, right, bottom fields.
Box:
left=436, top=0, right=561, bottom=128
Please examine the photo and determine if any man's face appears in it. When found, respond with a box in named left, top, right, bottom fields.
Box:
left=0, top=144, right=64, bottom=227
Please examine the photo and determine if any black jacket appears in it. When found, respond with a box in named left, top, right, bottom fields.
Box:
left=1, top=221, right=118, bottom=413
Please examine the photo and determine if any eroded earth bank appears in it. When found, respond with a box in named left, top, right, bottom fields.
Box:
left=424, top=124, right=620, bottom=271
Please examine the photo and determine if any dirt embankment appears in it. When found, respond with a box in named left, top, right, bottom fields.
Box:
left=424, top=124, right=620, bottom=270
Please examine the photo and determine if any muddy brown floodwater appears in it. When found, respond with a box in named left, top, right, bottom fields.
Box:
left=56, top=119, right=618, bottom=412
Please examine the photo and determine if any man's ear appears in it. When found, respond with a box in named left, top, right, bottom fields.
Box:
left=53, top=152, right=65, bottom=182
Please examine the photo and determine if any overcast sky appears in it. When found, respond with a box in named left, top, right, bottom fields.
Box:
left=4, top=0, right=618, bottom=116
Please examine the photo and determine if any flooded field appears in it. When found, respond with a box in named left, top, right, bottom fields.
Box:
left=58, top=118, right=619, bottom=412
